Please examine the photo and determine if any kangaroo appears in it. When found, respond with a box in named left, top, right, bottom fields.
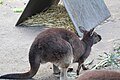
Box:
left=77, top=70, right=120, bottom=80
left=0, top=28, right=101, bottom=80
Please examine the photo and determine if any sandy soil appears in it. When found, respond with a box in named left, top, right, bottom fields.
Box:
left=0, top=0, right=120, bottom=80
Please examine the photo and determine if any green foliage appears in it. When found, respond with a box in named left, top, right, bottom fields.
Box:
left=13, top=8, right=23, bottom=13
left=0, top=0, right=3, bottom=5
left=92, top=40, right=120, bottom=70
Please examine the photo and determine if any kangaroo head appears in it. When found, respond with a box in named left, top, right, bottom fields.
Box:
left=80, top=27, right=102, bottom=45
left=91, top=31, right=102, bottom=44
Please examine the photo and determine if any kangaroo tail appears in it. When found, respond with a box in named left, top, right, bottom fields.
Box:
left=0, top=70, right=36, bottom=79
left=0, top=64, right=40, bottom=79
left=0, top=50, right=41, bottom=79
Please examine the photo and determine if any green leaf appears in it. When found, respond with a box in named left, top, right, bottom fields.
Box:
left=0, top=0, right=3, bottom=4
left=13, top=8, right=23, bottom=13
left=104, top=52, right=110, bottom=56
left=85, top=60, right=94, bottom=65
left=98, top=55, right=103, bottom=57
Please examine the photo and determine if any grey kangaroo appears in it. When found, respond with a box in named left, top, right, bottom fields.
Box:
left=0, top=28, right=101, bottom=80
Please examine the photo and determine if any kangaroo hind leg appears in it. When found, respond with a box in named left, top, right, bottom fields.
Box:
left=53, top=64, right=60, bottom=74
left=60, top=42, right=73, bottom=80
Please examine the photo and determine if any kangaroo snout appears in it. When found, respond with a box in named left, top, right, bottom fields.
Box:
left=93, top=34, right=102, bottom=44
left=98, top=35, right=102, bottom=40
left=98, top=34, right=102, bottom=42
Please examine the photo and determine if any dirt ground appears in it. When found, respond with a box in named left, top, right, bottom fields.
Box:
left=0, top=0, right=120, bottom=80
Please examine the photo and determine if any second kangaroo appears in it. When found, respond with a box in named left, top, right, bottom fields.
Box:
left=0, top=28, right=101, bottom=80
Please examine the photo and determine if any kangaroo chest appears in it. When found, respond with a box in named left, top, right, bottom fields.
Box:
left=81, top=46, right=91, bottom=61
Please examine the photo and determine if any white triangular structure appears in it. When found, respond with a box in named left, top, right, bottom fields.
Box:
left=63, top=0, right=111, bottom=36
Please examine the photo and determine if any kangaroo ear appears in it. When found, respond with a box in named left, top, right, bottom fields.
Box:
left=89, top=28, right=95, bottom=36
left=79, top=26, right=87, bottom=33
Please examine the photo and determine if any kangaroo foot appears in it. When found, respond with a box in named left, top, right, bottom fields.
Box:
left=53, top=64, right=60, bottom=75
left=81, top=64, right=89, bottom=70
left=67, top=68, right=73, bottom=72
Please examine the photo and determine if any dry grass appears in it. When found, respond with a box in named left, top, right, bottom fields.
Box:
left=21, top=5, right=75, bottom=32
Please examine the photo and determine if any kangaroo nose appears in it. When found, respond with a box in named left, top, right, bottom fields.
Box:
left=98, top=35, right=102, bottom=41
